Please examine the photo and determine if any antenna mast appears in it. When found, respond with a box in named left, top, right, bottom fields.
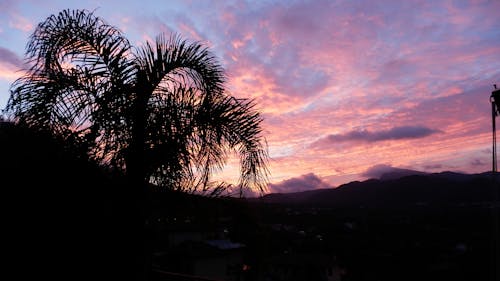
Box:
left=490, top=84, right=500, bottom=281
left=492, top=84, right=499, bottom=173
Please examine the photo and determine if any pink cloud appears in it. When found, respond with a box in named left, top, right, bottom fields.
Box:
left=268, top=173, right=333, bottom=194
left=1, top=1, right=499, bottom=188
left=0, top=47, right=23, bottom=80
left=0, top=47, right=21, bottom=67
left=173, top=14, right=206, bottom=42
left=0, top=65, right=21, bottom=80
left=313, top=126, right=442, bottom=147
left=8, top=13, right=33, bottom=32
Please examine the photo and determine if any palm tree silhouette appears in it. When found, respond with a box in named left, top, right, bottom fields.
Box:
left=5, top=9, right=269, bottom=280
left=6, top=9, right=268, bottom=196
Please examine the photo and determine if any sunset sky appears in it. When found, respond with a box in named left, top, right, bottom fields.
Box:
left=1, top=0, right=499, bottom=193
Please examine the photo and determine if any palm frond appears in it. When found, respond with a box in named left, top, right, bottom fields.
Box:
left=5, top=9, right=269, bottom=197
left=6, top=9, right=135, bottom=165
left=197, top=95, right=270, bottom=194
left=135, top=34, right=225, bottom=97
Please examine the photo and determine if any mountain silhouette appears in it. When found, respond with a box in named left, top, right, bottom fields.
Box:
left=378, top=168, right=428, bottom=181
left=258, top=172, right=499, bottom=208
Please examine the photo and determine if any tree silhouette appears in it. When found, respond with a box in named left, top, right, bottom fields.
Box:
left=5, top=9, right=268, bottom=196
left=1, top=119, right=125, bottom=281
left=5, top=9, right=269, bottom=280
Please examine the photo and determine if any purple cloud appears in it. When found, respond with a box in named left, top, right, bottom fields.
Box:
left=470, top=159, right=486, bottom=167
left=380, top=84, right=497, bottom=139
left=0, top=47, right=22, bottom=67
left=1, top=0, right=499, bottom=187
left=361, top=164, right=426, bottom=180
left=362, top=164, right=398, bottom=179
left=319, top=125, right=441, bottom=144
left=268, top=173, right=332, bottom=194
left=423, top=164, right=443, bottom=171
left=0, top=0, right=15, bottom=11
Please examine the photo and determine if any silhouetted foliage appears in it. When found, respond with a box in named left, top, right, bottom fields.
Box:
left=1, top=120, right=128, bottom=280
left=4, top=9, right=269, bottom=281
left=5, top=9, right=268, bottom=195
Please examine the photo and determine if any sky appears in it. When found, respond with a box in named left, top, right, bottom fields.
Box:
left=1, top=0, right=499, bottom=194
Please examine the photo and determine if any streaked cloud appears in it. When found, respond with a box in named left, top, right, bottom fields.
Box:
left=8, top=13, right=33, bottom=32
left=0, top=47, right=23, bottom=80
left=0, top=0, right=499, bottom=192
left=422, top=164, right=443, bottom=171
left=314, top=126, right=441, bottom=146
left=470, top=159, right=486, bottom=167
left=0, top=47, right=22, bottom=67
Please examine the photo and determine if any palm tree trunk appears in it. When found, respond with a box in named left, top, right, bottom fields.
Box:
left=126, top=93, right=152, bottom=281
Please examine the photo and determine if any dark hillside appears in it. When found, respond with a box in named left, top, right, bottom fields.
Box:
left=3, top=121, right=498, bottom=281
left=1, top=121, right=124, bottom=280
left=258, top=172, right=499, bottom=208
left=249, top=172, right=499, bottom=281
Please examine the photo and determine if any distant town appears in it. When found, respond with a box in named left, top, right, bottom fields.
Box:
left=148, top=171, right=499, bottom=281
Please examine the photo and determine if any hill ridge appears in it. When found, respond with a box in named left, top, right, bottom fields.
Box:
left=257, top=171, right=499, bottom=208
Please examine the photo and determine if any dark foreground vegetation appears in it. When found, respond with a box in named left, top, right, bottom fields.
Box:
left=2, top=120, right=498, bottom=281
left=2, top=120, right=129, bottom=280
left=3, top=8, right=268, bottom=281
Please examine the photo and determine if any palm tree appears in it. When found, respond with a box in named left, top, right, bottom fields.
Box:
left=6, top=9, right=268, bottom=196
left=5, top=9, right=268, bottom=280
